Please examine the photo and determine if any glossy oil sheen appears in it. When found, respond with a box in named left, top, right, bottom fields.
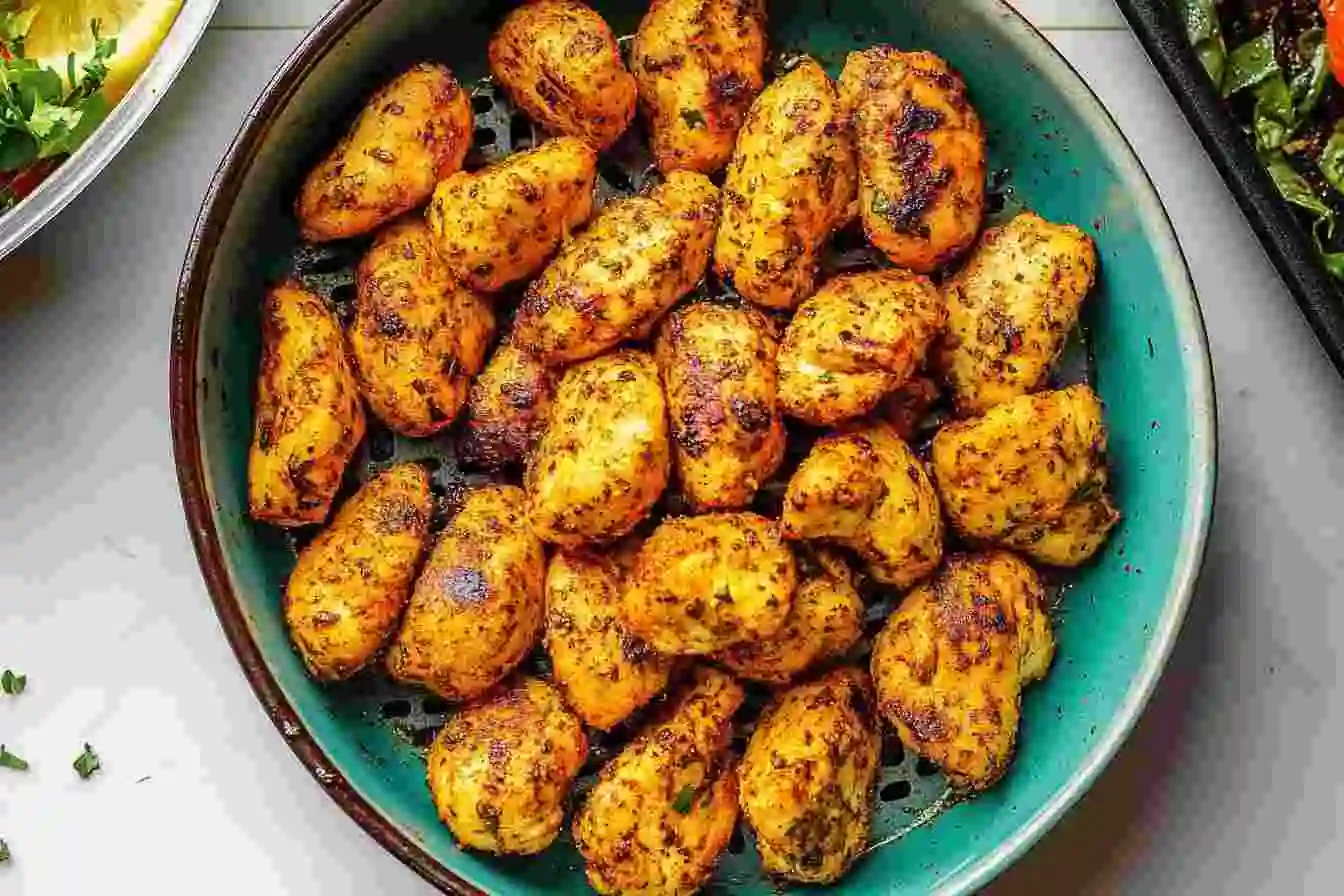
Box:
left=175, top=0, right=1216, bottom=893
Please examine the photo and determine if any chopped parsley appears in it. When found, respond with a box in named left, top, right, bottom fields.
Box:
left=0, top=839, right=9, bottom=863
left=679, top=108, right=707, bottom=130
left=72, top=742, right=100, bottom=779
left=0, top=745, right=28, bottom=772
left=0, top=13, right=117, bottom=195
left=671, top=783, right=696, bottom=814
left=0, top=669, right=24, bottom=695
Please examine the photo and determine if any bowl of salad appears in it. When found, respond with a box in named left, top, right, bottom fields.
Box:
left=1120, top=0, right=1344, bottom=375
left=0, top=0, right=219, bottom=261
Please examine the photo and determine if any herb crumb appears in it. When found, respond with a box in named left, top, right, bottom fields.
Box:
left=73, top=743, right=100, bottom=780
left=0, top=745, right=28, bottom=772
left=0, top=670, right=24, bottom=695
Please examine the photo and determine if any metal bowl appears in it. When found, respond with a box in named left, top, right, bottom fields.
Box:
left=172, top=0, right=1217, bottom=892
left=0, top=0, right=220, bottom=262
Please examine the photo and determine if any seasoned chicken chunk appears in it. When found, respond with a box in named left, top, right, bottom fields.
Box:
left=717, top=548, right=863, bottom=685
left=350, top=217, right=496, bottom=436
left=513, top=171, right=720, bottom=365
left=488, top=0, right=637, bottom=151
left=427, top=677, right=587, bottom=854
left=544, top=548, right=674, bottom=731
left=934, top=211, right=1098, bottom=416
left=296, top=64, right=473, bottom=242
left=871, top=552, right=1055, bottom=790
left=740, top=667, right=880, bottom=883
left=248, top=282, right=365, bottom=527
left=930, top=385, right=1119, bottom=565
left=387, top=486, right=545, bottom=701
left=458, top=342, right=558, bottom=471
left=284, top=464, right=432, bottom=681
left=1000, top=494, right=1122, bottom=568
left=837, top=47, right=986, bottom=273
left=621, top=513, right=796, bottom=655
left=526, top=350, right=671, bottom=546
left=573, top=667, right=744, bottom=895
left=631, top=0, right=768, bottom=174
left=654, top=301, right=785, bottom=512
left=715, top=58, right=857, bottom=310
left=426, top=136, right=597, bottom=292
left=782, top=423, right=943, bottom=589
left=777, top=270, right=947, bottom=426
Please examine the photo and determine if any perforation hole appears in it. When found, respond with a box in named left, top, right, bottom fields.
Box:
left=471, top=94, right=494, bottom=114
left=915, top=757, right=941, bottom=777
left=421, top=695, right=453, bottom=716
left=474, top=127, right=497, bottom=147
left=510, top=113, right=534, bottom=150
left=380, top=700, right=412, bottom=720
left=880, top=779, right=912, bottom=802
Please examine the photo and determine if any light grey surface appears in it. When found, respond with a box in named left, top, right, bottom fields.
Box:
left=0, top=1, right=1340, bottom=893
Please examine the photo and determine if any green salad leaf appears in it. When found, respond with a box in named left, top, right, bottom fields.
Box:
left=0, top=15, right=117, bottom=174
left=1223, top=29, right=1279, bottom=98
left=1174, top=0, right=1228, bottom=87
left=1319, top=123, right=1344, bottom=195
left=1290, top=28, right=1330, bottom=117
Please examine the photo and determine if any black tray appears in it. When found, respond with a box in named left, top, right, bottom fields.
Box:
left=1115, top=0, right=1344, bottom=374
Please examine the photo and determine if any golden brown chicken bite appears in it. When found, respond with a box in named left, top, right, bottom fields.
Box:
left=426, top=136, right=597, bottom=293
left=573, top=667, right=744, bottom=895
left=458, top=342, right=558, bottom=471
left=544, top=548, right=674, bottom=731
left=249, top=282, right=365, bottom=527
left=934, top=211, right=1099, bottom=416
left=621, top=513, right=796, bottom=655
left=526, top=350, right=671, bottom=546
left=631, top=0, right=768, bottom=174
left=837, top=47, right=986, bottom=273
left=782, top=423, right=943, bottom=589
left=716, top=547, right=864, bottom=685
left=427, top=677, right=587, bottom=854
left=387, top=485, right=545, bottom=701
left=284, top=464, right=432, bottom=681
left=715, top=58, right=857, bottom=310
left=871, top=552, right=1055, bottom=791
left=777, top=270, right=947, bottom=426
left=349, top=218, right=496, bottom=436
left=654, top=301, right=785, bottom=512
left=296, top=64, right=473, bottom=242
left=488, top=0, right=637, bottom=151
left=512, top=171, right=720, bottom=365
left=740, top=667, right=880, bottom=883
left=930, top=385, right=1119, bottom=566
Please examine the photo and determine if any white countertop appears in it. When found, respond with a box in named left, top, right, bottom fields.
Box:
left=2, top=0, right=1341, bottom=893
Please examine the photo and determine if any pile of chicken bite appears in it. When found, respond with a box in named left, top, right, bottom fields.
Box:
left=246, top=0, right=1120, bottom=890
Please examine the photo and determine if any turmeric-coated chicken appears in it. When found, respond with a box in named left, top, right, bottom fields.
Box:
left=544, top=548, right=674, bottom=731
left=488, top=0, right=637, bottom=151
left=871, top=552, right=1055, bottom=790
left=782, top=423, right=943, bottom=590
left=349, top=217, right=496, bottom=436
left=457, top=342, right=558, bottom=471
left=715, top=58, right=857, bottom=310
left=654, top=301, right=785, bottom=512
left=717, top=548, right=864, bottom=685
left=930, top=385, right=1119, bottom=566
left=296, top=64, right=473, bottom=242
left=513, top=171, right=720, bottom=365
left=631, top=0, right=768, bottom=174
left=777, top=269, right=947, bottom=426
left=387, top=485, right=546, bottom=701
left=621, top=513, right=796, bottom=655
left=739, top=667, right=880, bottom=883
left=837, top=47, right=986, bottom=273
left=573, top=667, right=744, bottom=895
left=526, top=350, right=671, bottom=546
left=934, top=211, right=1098, bottom=416
left=426, top=136, right=597, bottom=292
left=427, top=677, right=587, bottom=854
left=248, top=282, right=365, bottom=527
left=284, top=464, right=432, bottom=681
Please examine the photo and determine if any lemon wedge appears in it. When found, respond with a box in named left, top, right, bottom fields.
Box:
left=17, top=0, right=183, bottom=102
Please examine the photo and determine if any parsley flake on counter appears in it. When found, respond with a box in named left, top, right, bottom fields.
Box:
left=0, top=745, right=28, bottom=771
left=0, top=839, right=9, bottom=863
left=1, top=669, right=26, bottom=695
left=72, top=742, right=100, bottom=779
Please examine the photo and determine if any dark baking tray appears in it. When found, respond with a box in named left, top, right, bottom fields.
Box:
left=1115, top=0, right=1344, bottom=375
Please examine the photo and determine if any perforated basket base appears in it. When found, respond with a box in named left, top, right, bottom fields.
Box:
left=274, top=74, right=1090, bottom=889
